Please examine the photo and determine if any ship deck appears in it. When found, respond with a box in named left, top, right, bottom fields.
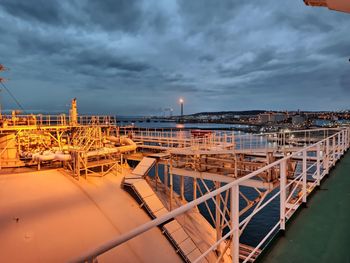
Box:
left=0, top=169, right=182, bottom=263
left=258, top=150, right=350, bottom=263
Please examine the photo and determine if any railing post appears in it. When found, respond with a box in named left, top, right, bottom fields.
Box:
left=215, top=182, right=222, bottom=244
left=342, top=130, right=344, bottom=151
left=340, top=131, right=343, bottom=155
left=325, top=138, right=330, bottom=174
left=169, top=161, right=173, bottom=211
left=332, top=136, right=336, bottom=165
left=316, top=143, right=321, bottom=186
left=164, top=162, right=168, bottom=195
left=342, top=130, right=346, bottom=154
left=337, top=133, right=341, bottom=159
left=180, top=176, right=184, bottom=200
left=155, top=163, right=159, bottom=192
left=280, top=160, right=286, bottom=231
left=346, top=129, right=348, bottom=148
left=302, top=149, right=307, bottom=204
left=230, top=184, right=239, bottom=263
left=193, top=178, right=197, bottom=200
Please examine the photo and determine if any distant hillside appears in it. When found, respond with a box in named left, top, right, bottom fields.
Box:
left=188, top=110, right=266, bottom=116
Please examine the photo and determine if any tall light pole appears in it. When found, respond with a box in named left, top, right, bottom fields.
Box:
left=179, top=98, right=184, bottom=117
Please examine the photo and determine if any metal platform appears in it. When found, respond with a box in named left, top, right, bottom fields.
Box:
left=72, top=127, right=350, bottom=263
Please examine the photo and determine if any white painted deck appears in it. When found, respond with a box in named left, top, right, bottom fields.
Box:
left=0, top=169, right=182, bottom=263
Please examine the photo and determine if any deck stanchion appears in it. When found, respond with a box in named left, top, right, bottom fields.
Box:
left=332, top=136, right=336, bottom=166
left=164, top=162, right=168, bottom=195
left=155, top=162, right=159, bottom=191
left=341, top=130, right=346, bottom=154
left=340, top=131, right=343, bottom=154
left=337, top=133, right=340, bottom=159
left=180, top=175, right=184, bottom=200
left=316, top=143, right=320, bottom=186
left=215, top=182, right=222, bottom=244
left=170, top=160, right=173, bottom=211
left=302, top=149, right=307, bottom=204
left=326, top=138, right=330, bottom=174
left=230, top=184, right=239, bottom=263
left=280, top=160, right=286, bottom=231
left=193, top=178, right=197, bottom=200
left=338, top=132, right=342, bottom=156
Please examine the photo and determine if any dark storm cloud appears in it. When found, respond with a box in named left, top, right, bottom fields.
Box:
left=339, top=71, right=350, bottom=93
left=217, top=49, right=276, bottom=77
left=199, top=55, right=215, bottom=63
left=72, top=49, right=152, bottom=74
left=273, top=11, right=335, bottom=32
left=0, top=0, right=63, bottom=25
left=0, top=0, right=349, bottom=114
left=177, top=0, right=241, bottom=29
left=320, top=42, right=350, bottom=57
left=16, top=31, right=71, bottom=56
left=82, top=0, right=143, bottom=32
left=217, top=49, right=323, bottom=80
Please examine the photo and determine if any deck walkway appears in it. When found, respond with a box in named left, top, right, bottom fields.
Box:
left=259, top=150, right=350, bottom=263
left=0, top=169, right=182, bottom=263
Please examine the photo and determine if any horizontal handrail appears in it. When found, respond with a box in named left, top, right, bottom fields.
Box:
left=0, top=114, right=117, bottom=128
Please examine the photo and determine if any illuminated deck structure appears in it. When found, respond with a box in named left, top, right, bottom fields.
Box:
left=69, top=126, right=349, bottom=263
left=1, top=3, right=350, bottom=261
left=0, top=83, right=348, bottom=262
left=1, top=113, right=349, bottom=262
left=0, top=99, right=137, bottom=178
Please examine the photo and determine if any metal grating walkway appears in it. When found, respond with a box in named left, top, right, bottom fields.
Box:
left=259, top=150, right=350, bottom=263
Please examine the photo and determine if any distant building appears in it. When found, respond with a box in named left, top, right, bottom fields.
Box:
left=259, top=113, right=271, bottom=123
left=272, top=113, right=287, bottom=122
left=292, top=115, right=305, bottom=125
left=259, top=112, right=287, bottom=123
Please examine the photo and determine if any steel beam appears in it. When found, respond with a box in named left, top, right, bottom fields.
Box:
left=280, top=160, right=286, bottom=231
left=230, top=184, right=239, bottom=263
left=302, top=150, right=307, bottom=203
left=171, top=168, right=274, bottom=189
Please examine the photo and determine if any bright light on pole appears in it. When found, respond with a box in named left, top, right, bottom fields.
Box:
left=179, top=98, right=184, bottom=116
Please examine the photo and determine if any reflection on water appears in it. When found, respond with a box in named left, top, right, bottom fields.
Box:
left=314, top=119, right=350, bottom=126
left=118, top=120, right=251, bottom=129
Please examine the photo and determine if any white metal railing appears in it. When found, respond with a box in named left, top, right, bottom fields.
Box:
left=128, top=127, right=341, bottom=153
left=70, top=127, right=349, bottom=263
left=0, top=114, right=117, bottom=128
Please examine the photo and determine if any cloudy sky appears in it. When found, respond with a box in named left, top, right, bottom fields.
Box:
left=0, top=0, right=349, bottom=115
